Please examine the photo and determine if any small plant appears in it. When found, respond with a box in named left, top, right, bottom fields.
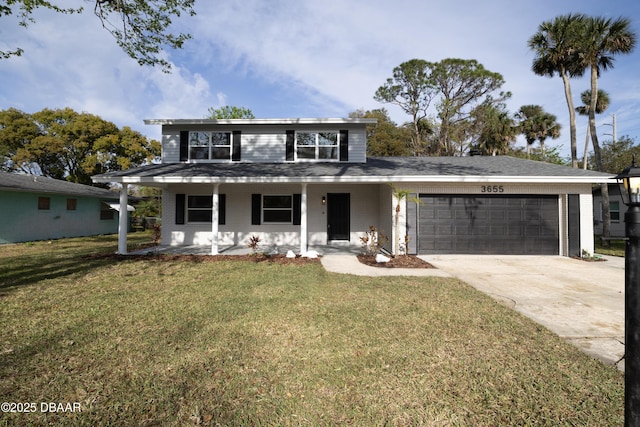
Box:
left=247, top=235, right=261, bottom=255
left=152, top=224, right=161, bottom=246
left=360, top=225, right=388, bottom=256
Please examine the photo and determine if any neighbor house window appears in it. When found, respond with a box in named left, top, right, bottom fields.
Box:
left=67, top=198, right=77, bottom=210
left=263, top=195, right=292, bottom=223
left=189, top=131, right=231, bottom=160
left=100, top=202, right=114, bottom=220
left=38, top=197, right=50, bottom=210
left=611, top=201, right=620, bottom=222
left=296, top=131, right=339, bottom=160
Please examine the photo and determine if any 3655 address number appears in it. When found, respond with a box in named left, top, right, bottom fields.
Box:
left=481, top=185, right=504, bottom=193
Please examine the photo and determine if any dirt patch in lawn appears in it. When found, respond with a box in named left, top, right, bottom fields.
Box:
left=357, top=254, right=435, bottom=268
left=85, top=253, right=321, bottom=265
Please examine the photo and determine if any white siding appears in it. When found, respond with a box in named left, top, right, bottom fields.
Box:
left=159, top=123, right=368, bottom=164
left=162, top=183, right=381, bottom=249
left=241, top=131, right=286, bottom=163
left=162, top=130, right=181, bottom=163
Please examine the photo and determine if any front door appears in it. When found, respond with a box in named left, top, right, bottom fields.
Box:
left=327, top=193, right=350, bottom=241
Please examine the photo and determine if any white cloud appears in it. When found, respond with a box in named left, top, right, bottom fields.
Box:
left=1, top=0, right=639, bottom=157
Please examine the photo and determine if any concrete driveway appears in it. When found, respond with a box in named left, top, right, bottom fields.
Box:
left=422, top=255, right=626, bottom=370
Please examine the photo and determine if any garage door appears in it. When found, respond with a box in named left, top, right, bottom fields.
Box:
left=416, top=195, right=559, bottom=255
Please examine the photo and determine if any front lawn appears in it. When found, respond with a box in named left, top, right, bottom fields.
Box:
left=0, top=234, right=623, bottom=425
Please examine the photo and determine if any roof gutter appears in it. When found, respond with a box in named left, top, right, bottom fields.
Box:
left=92, top=175, right=615, bottom=185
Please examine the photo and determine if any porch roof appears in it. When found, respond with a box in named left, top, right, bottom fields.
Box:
left=92, top=156, right=614, bottom=185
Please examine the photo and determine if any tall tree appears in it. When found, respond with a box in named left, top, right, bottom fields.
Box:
left=470, top=103, right=517, bottom=156
left=207, top=106, right=255, bottom=119
left=590, top=136, right=640, bottom=175
left=0, top=0, right=196, bottom=72
left=374, top=59, right=437, bottom=155
left=578, top=15, right=636, bottom=244
left=516, top=105, right=561, bottom=158
left=430, top=58, right=509, bottom=156
left=0, top=107, right=39, bottom=171
left=349, top=109, right=412, bottom=156
left=529, top=13, right=587, bottom=168
left=575, top=89, right=610, bottom=169
left=0, top=107, right=160, bottom=185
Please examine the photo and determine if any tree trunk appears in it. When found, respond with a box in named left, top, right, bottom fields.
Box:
left=560, top=69, right=578, bottom=168
left=589, top=66, right=610, bottom=246
left=394, top=203, right=400, bottom=257
left=582, top=125, right=590, bottom=170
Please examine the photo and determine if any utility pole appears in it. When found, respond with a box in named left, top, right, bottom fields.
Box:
left=604, top=113, right=617, bottom=143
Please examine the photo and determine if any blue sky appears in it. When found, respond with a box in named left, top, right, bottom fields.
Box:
left=1, top=0, right=639, bottom=160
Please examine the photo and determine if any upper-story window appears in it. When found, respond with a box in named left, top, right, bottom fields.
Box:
left=189, top=132, right=231, bottom=160
left=296, top=132, right=339, bottom=161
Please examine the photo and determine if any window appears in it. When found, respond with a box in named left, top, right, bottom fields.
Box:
left=67, top=198, right=77, bottom=210
left=188, top=195, right=212, bottom=222
left=100, top=202, right=114, bottom=220
left=38, top=197, right=50, bottom=210
left=296, top=131, right=339, bottom=160
left=263, top=195, right=292, bottom=223
left=185, top=195, right=226, bottom=223
left=189, top=131, right=231, bottom=160
left=611, top=201, right=620, bottom=222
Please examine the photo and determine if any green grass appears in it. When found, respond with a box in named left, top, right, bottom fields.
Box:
left=595, top=236, right=626, bottom=257
left=0, top=234, right=624, bottom=426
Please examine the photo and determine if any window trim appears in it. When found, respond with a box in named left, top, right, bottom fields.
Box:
left=294, top=131, right=340, bottom=162
left=610, top=201, right=620, bottom=223
left=262, top=194, right=293, bottom=224
left=188, top=131, right=232, bottom=162
left=66, top=198, right=77, bottom=211
left=184, top=194, right=226, bottom=224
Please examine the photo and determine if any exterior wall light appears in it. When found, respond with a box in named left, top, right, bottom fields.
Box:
left=616, top=155, right=640, bottom=426
left=321, top=196, right=326, bottom=205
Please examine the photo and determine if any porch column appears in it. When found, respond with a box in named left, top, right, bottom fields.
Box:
left=211, top=184, right=219, bottom=255
left=300, top=183, right=308, bottom=254
left=117, top=183, right=128, bottom=255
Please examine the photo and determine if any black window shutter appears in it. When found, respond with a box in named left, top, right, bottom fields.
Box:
left=251, top=194, right=261, bottom=225
left=232, top=131, right=241, bottom=161
left=293, top=194, right=302, bottom=225
left=179, top=131, right=189, bottom=161
left=339, top=130, right=349, bottom=161
left=175, top=194, right=185, bottom=224
left=286, top=130, right=295, bottom=161
left=218, top=194, right=226, bottom=225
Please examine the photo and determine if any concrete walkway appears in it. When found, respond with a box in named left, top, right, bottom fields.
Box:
left=321, top=253, right=626, bottom=370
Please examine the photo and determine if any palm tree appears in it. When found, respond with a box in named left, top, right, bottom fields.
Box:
left=528, top=14, right=587, bottom=168
left=578, top=16, right=636, bottom=243
left=389, top=184, right=420, bottom=257
left=575, top=89, right=610, bottom=169
left=516, top=105, right=561, bottom=159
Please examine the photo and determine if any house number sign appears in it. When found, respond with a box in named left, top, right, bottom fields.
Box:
left=480, top=185, right=505, bottom=193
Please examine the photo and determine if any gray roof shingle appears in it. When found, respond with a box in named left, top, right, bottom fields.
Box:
left=0, top=172, right=120, bottom=199
left=92, top=156, right=614, bottom=184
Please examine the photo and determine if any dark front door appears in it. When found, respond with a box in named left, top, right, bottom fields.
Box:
left=327, top=193, right=350, bottom=241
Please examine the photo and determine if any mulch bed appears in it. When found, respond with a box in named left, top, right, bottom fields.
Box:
left=357, top=254, right=435, bottom=269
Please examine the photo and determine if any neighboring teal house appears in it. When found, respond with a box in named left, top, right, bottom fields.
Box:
left=0, top=172, right=132, bottom=244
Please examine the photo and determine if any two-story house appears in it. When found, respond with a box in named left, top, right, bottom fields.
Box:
left=92, top=118, right=613, bottom=257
